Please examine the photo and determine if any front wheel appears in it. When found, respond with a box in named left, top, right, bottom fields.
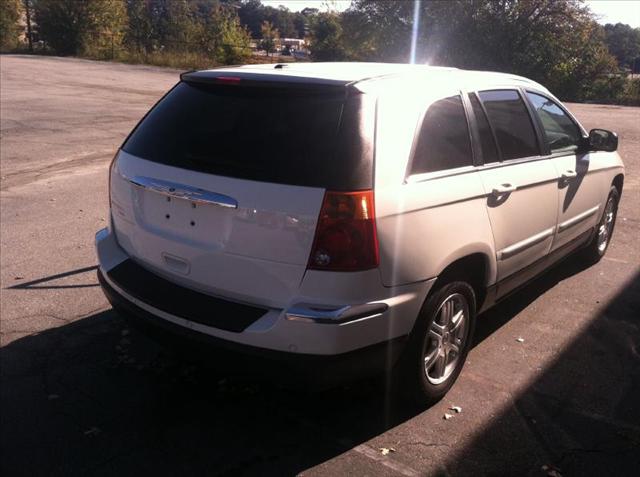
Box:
left=395, top=281, right=476, bottom=406
left=582, top=186, right=620, bottom=263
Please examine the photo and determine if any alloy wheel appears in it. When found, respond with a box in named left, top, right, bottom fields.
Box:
left=597, top=197, right=616, bottom=254
left=423, top=293, right=469, bottom=385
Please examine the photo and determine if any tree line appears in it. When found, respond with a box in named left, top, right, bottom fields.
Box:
left=312, top=0, right=640, bottom=102
left=1, top=0, right=639, bottom=103
left=0, top=0, right=316, bottom=65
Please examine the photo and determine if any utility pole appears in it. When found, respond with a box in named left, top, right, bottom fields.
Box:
left=24, top=0, right=33, bottom=52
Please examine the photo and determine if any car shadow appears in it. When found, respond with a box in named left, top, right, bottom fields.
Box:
left=473, top=253, right=593, bottom=346
left=445, top=269, right=640, bottom=476
left=1, top=257, right=638, bottom=476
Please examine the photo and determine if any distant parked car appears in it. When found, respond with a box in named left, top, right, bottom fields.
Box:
left=292, top=50, right=308, bottom=60
left=97, top=63, right=624, bottom=404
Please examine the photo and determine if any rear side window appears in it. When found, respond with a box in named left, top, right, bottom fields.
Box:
left=123, top=81, right=373, bottom=190
left=469, top=93, right=499, bottom=163
left=526, top=92, right=582, bottom=152
left=478, top=90, right=539, bottom=160
left=410, top=95, right=473, bottom=175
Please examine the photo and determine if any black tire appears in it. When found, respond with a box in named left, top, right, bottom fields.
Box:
left=394, top=281, right=476, bottom=407
left=581, top=186, right=620, bottom=264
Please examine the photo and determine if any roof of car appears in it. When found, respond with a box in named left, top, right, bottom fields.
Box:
left=185, top=62, right=548, bottom=94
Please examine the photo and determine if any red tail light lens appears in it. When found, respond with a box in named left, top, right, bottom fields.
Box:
left=308, top=190, right=379, bottom=271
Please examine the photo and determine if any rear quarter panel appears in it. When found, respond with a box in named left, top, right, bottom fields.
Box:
left=373, top=88, right=497, bottom=287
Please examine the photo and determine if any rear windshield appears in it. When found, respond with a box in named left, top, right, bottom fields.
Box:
left=122, top=81, right=373, bottom=190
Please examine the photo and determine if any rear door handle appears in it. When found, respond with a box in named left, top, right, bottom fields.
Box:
left=561, top=170, right=577, bottom=181
left=491, top=183, right=517, bottom=196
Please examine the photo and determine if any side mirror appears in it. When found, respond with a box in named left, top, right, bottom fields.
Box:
left=588, top=128, right=618, bottom=152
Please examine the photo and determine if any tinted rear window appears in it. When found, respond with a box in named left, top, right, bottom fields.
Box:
left=122, top=81, right=373, bottom=190
left=410, top=95, right=473, bottom=175
left=469, top=93, right=499, bottom=163
left=478, top=90, right=539, bottom=160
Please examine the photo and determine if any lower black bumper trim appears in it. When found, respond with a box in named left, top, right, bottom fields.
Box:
left=98, top=269, right=407, bottom=388
left=105, top=258, right=267, bottom=333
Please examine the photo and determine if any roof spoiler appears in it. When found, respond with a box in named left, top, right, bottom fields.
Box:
left=180, top=70, right=353, bottom=96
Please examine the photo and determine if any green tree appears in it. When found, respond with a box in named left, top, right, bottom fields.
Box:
left=604, top=23, right=640, bottom=71
left=0, top=0, right=22, bottom=50
left=271, top=6, right=296, bottom=38
left=346, top=0, right=618, bottom=100
left=237, top=0, right=263, bottom=38
left=125, top=0, right=153, bottom=53
left=149, top=0, right=198, bottom=51
left=260, top=20, right=278, bottom=56
left=308, top=12, right=347, bottom=61
left=34, top=0, right=127, bottom=56
left=238, top=1, right=305, bottom=39
left=196, top=3, right=251, bottom=64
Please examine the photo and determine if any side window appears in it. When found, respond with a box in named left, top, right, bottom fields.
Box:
left=478, top=90, right=539, bottom=160
left=469, top=93, right=499, bottom=163
left=526, top=92, right=582, bottom=152
left=411, top=95, right=473, bottom=175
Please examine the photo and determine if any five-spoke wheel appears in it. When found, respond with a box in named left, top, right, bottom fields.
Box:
left=423, top=293, right=469, bottom=385
left=597, top=195, right=616, bottom=253
left=583, top=185, right=619, bottom=263
left=395, top=281, right=476, bottom=406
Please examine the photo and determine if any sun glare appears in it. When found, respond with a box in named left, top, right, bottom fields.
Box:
left=409, top=0, right=422, bottom=64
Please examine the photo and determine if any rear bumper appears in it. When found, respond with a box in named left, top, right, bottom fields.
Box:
left=96, top=226, right=433, bottom=357
left=98, top=268, right=407, bottom=387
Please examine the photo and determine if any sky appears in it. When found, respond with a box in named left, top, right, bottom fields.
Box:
left=262, top=0, right=640, bottom=28
left=261, top=0, right=351, bottom=12
left=585, top=0, right=640, bottom=28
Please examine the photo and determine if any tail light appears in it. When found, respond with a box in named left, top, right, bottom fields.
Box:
left=308, top=190, right=379, bottom=272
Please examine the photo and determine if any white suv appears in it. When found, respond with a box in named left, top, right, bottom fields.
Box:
left=96, top=63, right=624, bottom=403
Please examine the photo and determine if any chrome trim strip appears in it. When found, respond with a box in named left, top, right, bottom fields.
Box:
left=384, top=192, right=489, bottom=218
left=406, top=159, right=623, bottom=185
left=285, top=302, right=389, bottom=324
left=406, top=165, right=477, bottom=184
left=497, top=227, right=555, bottom=261
left=558, top=205, right=600, bottom=233
left=127, top=175, right=238, bottom=209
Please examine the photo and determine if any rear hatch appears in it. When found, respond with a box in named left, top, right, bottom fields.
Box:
left=109, top=72, right=374, bottom=308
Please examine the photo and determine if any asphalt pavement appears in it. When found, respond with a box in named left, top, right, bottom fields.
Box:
left=1, top=55, right=639, bottom=477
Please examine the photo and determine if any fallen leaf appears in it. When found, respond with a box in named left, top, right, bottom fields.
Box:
left=443, top=413, right=454, bottom=420
left=449, top=406, right=462, bottom=413
left=84, top=426, right=101, bottom=436
left=516, top=337, right=525, bottom=343
left=541, top=464, right=563, bottom=477
left=379, top=447, right=395, bottom=455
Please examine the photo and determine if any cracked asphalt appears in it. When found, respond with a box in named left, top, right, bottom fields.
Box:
left=1, top=55, right=639, bottom=477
